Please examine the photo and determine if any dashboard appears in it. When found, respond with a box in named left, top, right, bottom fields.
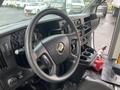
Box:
left=0, top=15, right=93, bottom=90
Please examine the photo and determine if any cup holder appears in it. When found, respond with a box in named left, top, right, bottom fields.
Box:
left=82, top=52, right=91, bottom=57
left=80, top=45, right=96, bottom=65
left=85, top=48, right=94, bottom=54
left=80, top=56, right=87, bottom=60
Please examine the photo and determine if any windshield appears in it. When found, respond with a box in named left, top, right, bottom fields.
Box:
left=52, top=0, right=64, bottom=3
left=0, top=0, right=94, bottom=26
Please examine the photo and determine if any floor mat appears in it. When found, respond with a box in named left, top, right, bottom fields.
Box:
left=101, top=55, right=120, bottom=86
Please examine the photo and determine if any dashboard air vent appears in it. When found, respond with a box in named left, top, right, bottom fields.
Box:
left=0, top=49, right=7, bottom=70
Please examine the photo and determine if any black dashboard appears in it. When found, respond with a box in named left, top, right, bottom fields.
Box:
left=0, top=15, right=93, bottom=90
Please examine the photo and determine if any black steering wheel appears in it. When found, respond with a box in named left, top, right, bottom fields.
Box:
left=25, top=8, right=81, bottom=83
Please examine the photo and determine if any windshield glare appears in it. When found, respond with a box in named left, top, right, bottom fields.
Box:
left=52, top=0, right=64, bottom=3
left=72, top=0, right=81, bottom=3
left=0, top=0, right=93, bottom=26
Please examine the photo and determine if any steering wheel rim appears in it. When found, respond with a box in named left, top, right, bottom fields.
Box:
left=25, top=8, right=81, bottom=83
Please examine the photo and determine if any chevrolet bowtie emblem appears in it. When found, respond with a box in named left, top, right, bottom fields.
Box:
left=57, top=43, right=64, bottom=54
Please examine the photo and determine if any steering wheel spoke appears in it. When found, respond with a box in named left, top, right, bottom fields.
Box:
left=70, top=53, right=77, bottom=59
left=67, top=53, right=78, bottom=63
left=67, top=33, right=78, bottom=41
left=42, top=54, right=57, bottom=76
left=33, top=42, right=46, bottom=60
left=49, top=62, right=57, bottom=76
left=41, top=54, right=57, bottom=76
left=34, top=42, right=57, bottom=69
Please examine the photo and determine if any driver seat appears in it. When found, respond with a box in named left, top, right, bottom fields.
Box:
left=77, top=76, right=113, bottom=90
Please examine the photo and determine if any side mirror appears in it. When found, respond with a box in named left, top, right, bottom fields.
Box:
left=96, top=1, right=108, bottom=18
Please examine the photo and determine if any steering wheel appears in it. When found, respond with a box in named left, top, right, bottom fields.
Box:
left=25, top=8, right=81, bottom=83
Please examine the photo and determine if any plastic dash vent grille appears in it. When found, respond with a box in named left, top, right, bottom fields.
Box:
left=0, top=49, right=7, bottom=70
